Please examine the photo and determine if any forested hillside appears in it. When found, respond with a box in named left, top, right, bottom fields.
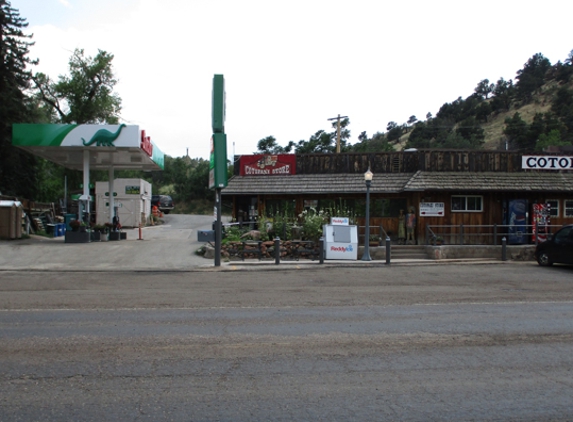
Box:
left=363, top=52, right=573, bottom=153
left=255, top=51, right=573, bottom=155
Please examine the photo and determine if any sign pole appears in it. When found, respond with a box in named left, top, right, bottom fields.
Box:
left=210, top=74, right=228, bottom=267
left=215, top=188, right=222, bottom=266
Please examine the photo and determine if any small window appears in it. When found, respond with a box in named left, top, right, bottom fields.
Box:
left=565, top=200, right=573, bottom=218
left=451, top=195, right=483, bottom=212
left=546, top=200, right=559, bottom=218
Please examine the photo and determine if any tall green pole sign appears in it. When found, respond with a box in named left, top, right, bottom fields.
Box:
left=210, top=74, right=227, bottom=267
left=209, top=74, right=227, bottom=189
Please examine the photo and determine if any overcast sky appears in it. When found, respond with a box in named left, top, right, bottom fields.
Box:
left=13, top=0, right=573, bottom=160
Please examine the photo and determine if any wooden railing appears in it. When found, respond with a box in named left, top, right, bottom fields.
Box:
left=425, top=224, right=563, bottom=246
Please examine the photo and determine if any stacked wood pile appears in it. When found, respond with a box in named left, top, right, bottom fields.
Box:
left=1, top=195, right=65, bottom=236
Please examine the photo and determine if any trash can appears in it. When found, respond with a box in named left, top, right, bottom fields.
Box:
left=46, top=224, right=56, bottom=237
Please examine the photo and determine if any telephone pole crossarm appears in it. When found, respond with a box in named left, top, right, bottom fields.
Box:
left=327, top=114, right=348, bottom=153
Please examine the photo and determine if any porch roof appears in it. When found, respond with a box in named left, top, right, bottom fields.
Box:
left=222, top=173, right=415, bottom=195
left=223, top=170, right=573, bottom=196
left=405, top=171, right=573, bottom=192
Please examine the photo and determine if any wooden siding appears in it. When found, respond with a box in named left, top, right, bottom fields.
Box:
left=233, top=150, right=550, bottom=176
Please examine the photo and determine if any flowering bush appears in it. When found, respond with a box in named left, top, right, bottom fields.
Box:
left=299, top=208, right=328, bottom=241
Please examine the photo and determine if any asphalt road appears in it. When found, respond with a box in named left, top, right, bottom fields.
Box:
left=1, top=262, right=573, bottom=421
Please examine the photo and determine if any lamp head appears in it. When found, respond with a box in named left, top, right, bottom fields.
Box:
left=364, top=168, right=373, bottom=182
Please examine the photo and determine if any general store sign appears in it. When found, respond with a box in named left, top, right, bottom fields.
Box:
left=240, top=154, right=296, bottom=176
left=522, top=155, right=573, bottom=170
left=419, top=202, right=445, bottom=217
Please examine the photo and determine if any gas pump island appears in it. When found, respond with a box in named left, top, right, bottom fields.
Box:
left=12, top=123, right=165, bottom=242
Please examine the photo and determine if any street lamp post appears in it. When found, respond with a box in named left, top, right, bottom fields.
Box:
left=362, top=168, right=373, bottom=261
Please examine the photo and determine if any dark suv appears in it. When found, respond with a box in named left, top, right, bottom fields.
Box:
left=535, top=224, right=573, bottom=266
left=151, top=195, right=175, bottom=214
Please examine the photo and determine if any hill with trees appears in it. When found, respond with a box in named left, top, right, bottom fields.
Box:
left=256, top=50, right=573, bottom=154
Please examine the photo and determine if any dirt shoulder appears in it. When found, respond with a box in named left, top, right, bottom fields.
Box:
left=0, top=263, right=572, bottom=310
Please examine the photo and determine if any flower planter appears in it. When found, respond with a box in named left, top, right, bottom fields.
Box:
left=109, top=232, right=127, bottom=241
left=65, top=231, right=90, bottom=243
left=91, top=231, right=108, bottom=242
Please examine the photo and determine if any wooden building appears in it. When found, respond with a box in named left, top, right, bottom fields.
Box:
left=222, top=150, right=573, bottom=245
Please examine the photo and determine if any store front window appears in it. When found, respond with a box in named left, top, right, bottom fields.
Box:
left=546, top=199, right=559, bottom=217
left=452, top=195, right=483, bottom=212
left=265, top=199, right=296, bottom=218
left=565, top=200, right=573, bottom=217
left=373, top=198, right=407, bottom=217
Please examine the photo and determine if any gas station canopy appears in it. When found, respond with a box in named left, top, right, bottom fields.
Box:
left=12, top=124, right=164, bottom=171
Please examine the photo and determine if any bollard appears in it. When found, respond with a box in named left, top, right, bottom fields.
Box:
left=319, top=237, right=324, bottom=264
left=501, top=237, right=507, bottom=261
left=138, top=222, right=143, bottom=240
left=275, top=237, right=280, bottom=265
left=385, top=236, right=391, bottom=265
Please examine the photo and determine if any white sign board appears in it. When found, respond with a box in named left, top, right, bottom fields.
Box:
left=419, top=202, right=445, bottom=217
left=522, top=155, right=573, bottom=170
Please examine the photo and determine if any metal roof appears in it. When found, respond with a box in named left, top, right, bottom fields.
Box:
left=17, top=145, right=160, bottom=171
left=12, top=124, right=164, bottom=171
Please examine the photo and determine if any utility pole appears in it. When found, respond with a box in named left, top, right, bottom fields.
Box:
left=327, top=114, right=348, bottom=153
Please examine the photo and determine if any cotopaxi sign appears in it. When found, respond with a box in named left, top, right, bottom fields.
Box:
left=522, top=155, right=573, bottom=170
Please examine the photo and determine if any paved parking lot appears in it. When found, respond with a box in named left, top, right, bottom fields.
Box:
left=0, top=214, right=508, bottom=272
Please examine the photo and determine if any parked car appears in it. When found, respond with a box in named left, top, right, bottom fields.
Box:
left=151, top=195, right=174, bottom=214
left=535, top=224, right=573, bottom=266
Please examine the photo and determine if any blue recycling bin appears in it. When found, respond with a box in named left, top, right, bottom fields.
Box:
left=56, top=223, right=65, bottom=237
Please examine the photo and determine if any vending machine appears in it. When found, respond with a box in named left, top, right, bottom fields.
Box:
left=532, top=203, right=551, bottom=243
left=505, top=199, right=528, bottom=245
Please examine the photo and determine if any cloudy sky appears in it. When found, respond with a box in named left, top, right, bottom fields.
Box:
left=13, top=0, right=573, bottom=160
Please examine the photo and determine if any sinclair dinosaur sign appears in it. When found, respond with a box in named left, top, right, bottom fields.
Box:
left=12, top=124, right=164, bottom=171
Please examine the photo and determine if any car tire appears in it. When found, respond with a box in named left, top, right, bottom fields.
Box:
left=536, top=252, right=553, bottom=266
left=163, top=210, right=170, bottom=214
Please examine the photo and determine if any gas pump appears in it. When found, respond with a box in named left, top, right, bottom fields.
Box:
left=78, top=194, right=91, bottom=227
left=112, top=205, right=121, bottom=231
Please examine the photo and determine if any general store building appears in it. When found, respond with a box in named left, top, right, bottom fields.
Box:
left=222, top=150, right=573, bottom=245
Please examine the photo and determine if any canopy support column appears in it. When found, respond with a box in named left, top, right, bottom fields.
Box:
left=108, top=167, right=115, bottom=224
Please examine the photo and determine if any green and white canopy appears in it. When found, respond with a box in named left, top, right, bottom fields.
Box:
left=12, top=124, right=164, bottom=171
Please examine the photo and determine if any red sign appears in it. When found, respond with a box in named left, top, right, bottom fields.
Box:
left=240, top=154, right=296, bottom=176
left=140, top=130, right=153, bottom=157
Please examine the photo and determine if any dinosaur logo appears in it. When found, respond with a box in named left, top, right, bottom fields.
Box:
left=82, top=124, right=126, bottom=146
